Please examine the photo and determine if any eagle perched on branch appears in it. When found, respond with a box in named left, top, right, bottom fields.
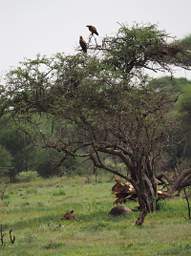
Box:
left=79, top=36, right=87, bottom=53
left=86, top=25, right=99, bottom=36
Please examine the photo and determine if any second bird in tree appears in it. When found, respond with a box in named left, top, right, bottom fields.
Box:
left=79, top=36, right=87, bottom=53
left=86, top=25, right=99, bottom=36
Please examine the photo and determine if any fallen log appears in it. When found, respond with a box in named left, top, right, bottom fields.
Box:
left=112, top=176, right=171, bottom=205
left=172, top=169, right=191, bottom=192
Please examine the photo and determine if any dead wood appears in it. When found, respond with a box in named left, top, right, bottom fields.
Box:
left=112, top=176, right=171, bottom=205
left=172, top=169, right=191, bottom=192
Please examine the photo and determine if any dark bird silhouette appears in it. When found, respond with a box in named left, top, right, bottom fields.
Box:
left=86, top=25, right=99, bottom=36
left=79, top=36, right=87, bottom=53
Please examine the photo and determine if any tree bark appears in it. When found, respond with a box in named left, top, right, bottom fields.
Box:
left=130, top=160, right=157, bottom=225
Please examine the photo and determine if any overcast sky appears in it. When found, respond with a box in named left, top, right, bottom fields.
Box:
left=0, top=0, right=191, bottom=77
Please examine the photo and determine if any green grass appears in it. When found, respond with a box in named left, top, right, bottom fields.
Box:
left=0, top=176, right=191, bottom=255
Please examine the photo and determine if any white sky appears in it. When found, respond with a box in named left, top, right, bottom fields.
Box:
left=0, top=0, right=191, bottom=78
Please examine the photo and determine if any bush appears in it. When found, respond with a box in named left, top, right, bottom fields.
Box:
left=0, top=145, right=13, bottom=167
left=52, top=189, right=66, bottom=196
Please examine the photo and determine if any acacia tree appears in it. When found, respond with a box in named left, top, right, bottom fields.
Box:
left=5, top=24, right=191, bottom=224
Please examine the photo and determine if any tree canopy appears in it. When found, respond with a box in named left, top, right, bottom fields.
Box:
left=1, top=23, right=191, bottom=224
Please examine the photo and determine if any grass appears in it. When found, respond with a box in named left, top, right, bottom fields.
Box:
left=0, top=176, right=191, bottom=255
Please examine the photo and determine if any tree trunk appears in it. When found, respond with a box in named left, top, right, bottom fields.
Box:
left=135, top=187, right=157, bottom=225
left=130, top=160, right=157, bottom=225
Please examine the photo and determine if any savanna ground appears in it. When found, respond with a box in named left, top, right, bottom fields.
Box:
left=0, top=175, right=191, bottom=256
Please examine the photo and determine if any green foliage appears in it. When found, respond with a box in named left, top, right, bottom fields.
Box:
left=148, top=77, right=191, bottom=169
left=0, top=145, right=12, bottom=167
left=149, top=76, right=191, bottom=94
left=31, top=147, right=78, bottom=177
left=52, top=188, right=65, bottom=196
left=0, top=145, right=13, bottom=178
left=104, top=24, right=167, bottom=73
left=0, top=116, right=35, bottom=175
left=177, top=86, right=191, bottom=119
left=175, top=85, right=191, bottom=159
left=34, top=148, right=61, bottom=177
left=180, top=34, right=191, bottom=49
